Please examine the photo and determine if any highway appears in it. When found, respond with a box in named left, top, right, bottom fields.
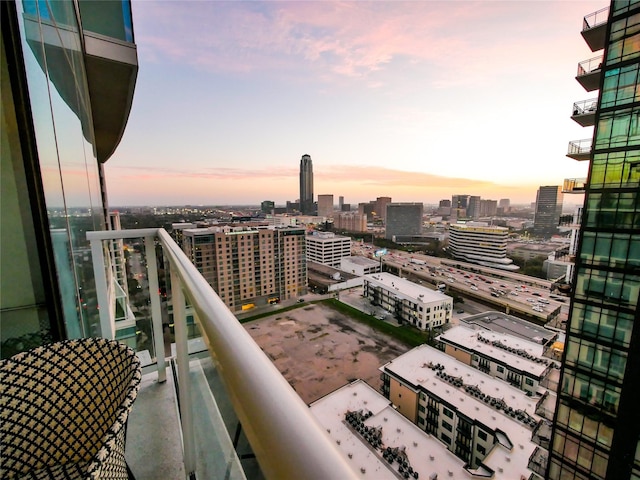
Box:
left=353, top=244, right=568, bottom=327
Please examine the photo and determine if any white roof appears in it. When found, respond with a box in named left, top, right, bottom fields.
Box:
left=364, top=273, right=451, bottom=304
left=380, top=345, right=541, bottom=479
left=437, top=325, right=551, bottom=377
left=310, top=380, right=471, bottom=479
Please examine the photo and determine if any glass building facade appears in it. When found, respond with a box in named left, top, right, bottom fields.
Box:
left=1, top=0, right=137, bottom=357
left=548, top=2, right=640, bottom=479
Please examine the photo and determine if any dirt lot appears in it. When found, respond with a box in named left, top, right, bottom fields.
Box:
left=244, top=302, right=409, bottom=404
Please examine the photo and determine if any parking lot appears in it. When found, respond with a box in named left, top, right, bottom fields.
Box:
left=244, top=301, right=409, bottom=404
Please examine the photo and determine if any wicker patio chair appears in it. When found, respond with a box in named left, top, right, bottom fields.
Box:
left=1, top=337, right=142, bottom=479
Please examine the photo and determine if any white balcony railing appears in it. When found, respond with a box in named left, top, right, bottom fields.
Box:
left=87, top=228, right=356, bottom=480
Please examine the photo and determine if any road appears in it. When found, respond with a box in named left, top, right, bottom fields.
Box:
left=353, top=244, right=569, bottom=328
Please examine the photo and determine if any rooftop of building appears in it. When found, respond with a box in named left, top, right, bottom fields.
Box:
left=308, top=261, right=360, bottom=287
left=462, top=311, right=557, bottom=345
left=449, top=222, right=509, bottom=233
left=436, top=325, right=553, bottom=378
left=341, top=256, right=379, bottom=267
left=364, top=272, right=451, bottom=304
left=379, top=346, right=541, bottom=479
left=306, top=231, right=351, bottom=241
left=309, top=380, right=470, bottom=480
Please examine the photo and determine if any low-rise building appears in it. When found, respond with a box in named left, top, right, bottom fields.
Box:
left=340, top=256, right=380, bottom=276
left=363, top=273, right=452, bottom=330
left=379, top=345, right=547, bottom=478
left=448, top=222, right=518, bottom=271
left=306, top=232, right=351, bottom=268
left=436, top=324, right=556, bottom=396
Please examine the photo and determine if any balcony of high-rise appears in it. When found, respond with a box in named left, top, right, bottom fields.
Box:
left=576, top=55, right=603, bottom=91
left=562, top=177, right=588, bottom=194
left=566, top=138, right=592, bottom=160
left=581, top=6, right=609, bottom=52
left=571, top=98, right=598, bottom=126
left=83, top=228, right=357, bottom=479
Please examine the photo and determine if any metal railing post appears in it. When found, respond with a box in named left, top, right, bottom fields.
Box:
left=90, top=238, right=114, bottom=339
left=170, top=266, right=196, bottom=477
left=145, top=235, right=166, bottom=383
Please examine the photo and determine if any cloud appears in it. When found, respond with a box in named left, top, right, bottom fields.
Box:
left=134, top=0, right=597, bottom=90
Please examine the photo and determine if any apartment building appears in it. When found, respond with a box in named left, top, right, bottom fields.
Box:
left=448, top=223, right=519, bottom=271
left=436, top=325, right=555, bottom=396
left=182, top=225, right=307, bottom=311
left=379, top=345, right=547, bottom=478
left=363, top=273, right=451, bottom=330
left=305, top=232, right=351, bottom=268
left=550, top=3, right=640, bottom=479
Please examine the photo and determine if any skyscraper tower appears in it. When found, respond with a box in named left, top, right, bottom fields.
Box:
left=548, top=3, right=640, bottom=480
left=299, top=154, right=314, bottom=215
left=533, top=186, right=563, bottom=238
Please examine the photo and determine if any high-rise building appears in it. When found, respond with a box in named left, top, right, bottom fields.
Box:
left=338, top=196, right=344, bottom=210
left=533, top=186, right=564, bottom=238
left=1, top=0, right=138, bottom=352
left=375, top=197, right=392, bottom=222
left=451, top=194, right=470, bottom=220
left=499, top=198, right=511, bottom=211
left=357, top=201, right=376, bottom=217
left=548, top=4, right=640, bottom=480
left=299, top=154, right=314, bottom=215
left=480, top=199, right=498, bottom=217
left=467, top=195, right=481, bottom=220
left=317, top=194, right=334, bottom=218
left=333, top=212, right=367, bottom=233
left=261, top=200, right=275, bottom=214
left=385, top=203, right=423, bottom=240
left=182, top=225, right=307, bottom=310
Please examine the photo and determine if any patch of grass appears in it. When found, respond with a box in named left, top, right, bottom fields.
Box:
left=320, top=299, right=433, bottom=348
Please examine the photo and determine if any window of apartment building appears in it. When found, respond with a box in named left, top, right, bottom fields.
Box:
left=526, top=378, right=535, bottom=386
left=443, top=407, right=453, bottom=419
left=441, top=433, right=451, bottom=445
left=497, top=365, right=504, bottom=373
left=476, top=444, right=486, bottom=455
left=478, top=430, right=488, bottom=441
left=442, top=420, right=453, bottom=432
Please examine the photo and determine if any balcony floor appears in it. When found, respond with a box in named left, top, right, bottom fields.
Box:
left=126, top=351, right=264, bottom=479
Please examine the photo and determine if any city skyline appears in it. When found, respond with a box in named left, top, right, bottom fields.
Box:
left=105, top=1, right=601, bottom=206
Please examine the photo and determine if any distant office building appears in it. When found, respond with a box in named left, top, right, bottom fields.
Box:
left=299, top=154, right=314, bottom=214
left=448, top=222, right=518, bottom=271
left=341, top=203, right=351, bottom=212
left=364, top=273, right=452, bottom=330
left=549, top=4, right=640, bottom=480
left=467, top=195, right=481, bottom=219
left=480, top=199, right=498, bottom=217
left=286, top=201, right=300, bottom=213
left=305, top=232, right=351, bottom=268
left=375, top=197, right=392, bottom=221
left=261, top=200, right=275, bottom=214
left=499, top=198, right=511, bottom=211
left=385, top=203, right=423, bottom=240
left=338, top=196, right=344, bottom=210
left=451, top=194, right=470, bottom=220
left=358, top=202, right=375, bottom=217
left=333, top=212, right=367, bottom=233
left=533, top=186, right=563, bottom=238
left=437, top=199, right=452, bottom=216
left=317, top=194, right=334, bottom=218
left=182, top=225, right=307, bottom=311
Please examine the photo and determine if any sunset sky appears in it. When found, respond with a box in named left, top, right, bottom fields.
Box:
left=105, top=0, right=602, bottom=207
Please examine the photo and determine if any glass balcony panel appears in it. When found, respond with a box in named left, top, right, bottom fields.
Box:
left=78, top=0, right=134, bottom=42
left=567, top=139, right=592, bottom=161
left=582, top=7, right=609, bottom=52
left=576, top=56, right=604, bottom=91
left=571, top=98, right=598, bottom=126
